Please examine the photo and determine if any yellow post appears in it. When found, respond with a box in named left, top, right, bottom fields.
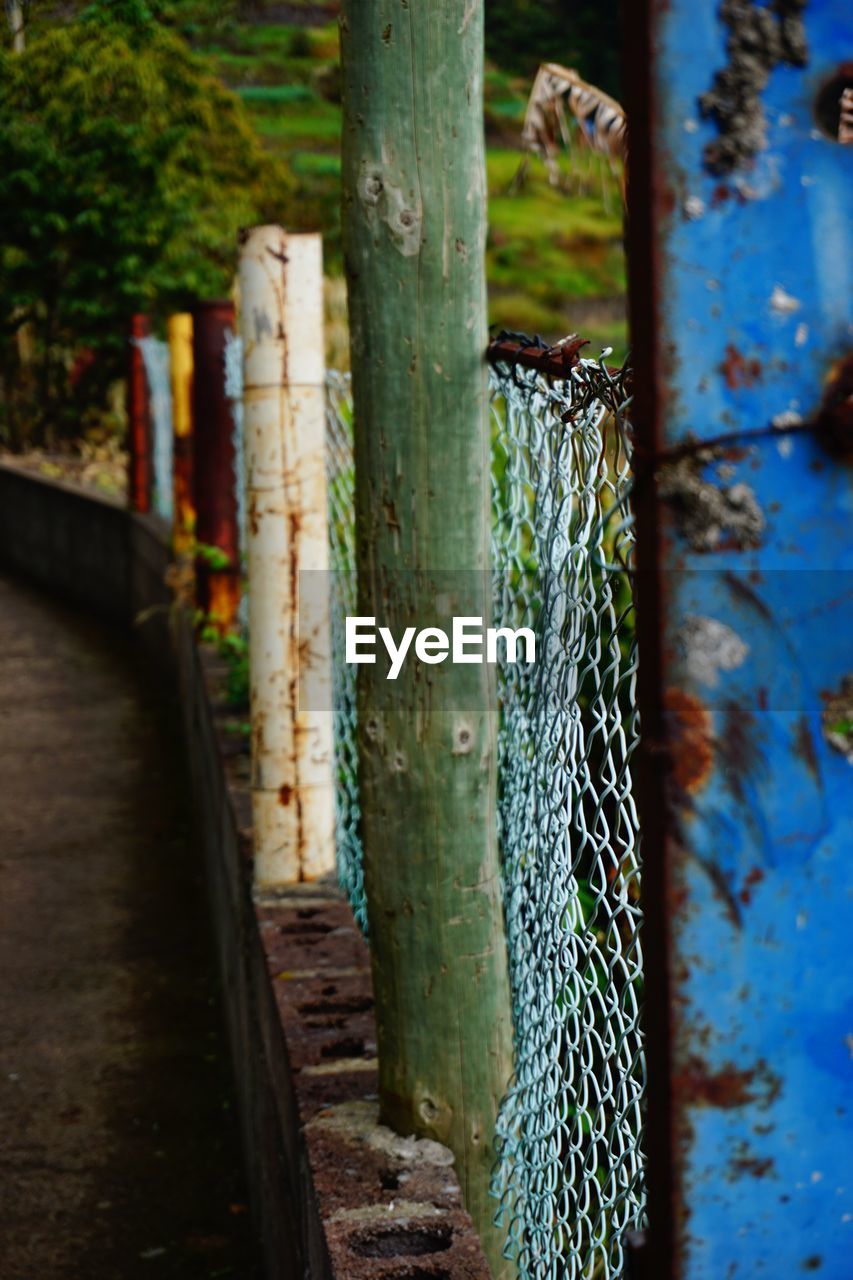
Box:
left=167, top=313, right=195, bottom=567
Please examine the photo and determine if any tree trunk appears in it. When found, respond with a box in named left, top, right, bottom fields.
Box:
left=341, top=5, right=513, bottom=1273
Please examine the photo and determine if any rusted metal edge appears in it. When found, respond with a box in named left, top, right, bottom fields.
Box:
left=485, top=334, right=593, bottom=377
left=621, top=0, right=676, bottom=1275
left=127, top=313, right=152, bottom=515
left=192, top=300, right=241, bottom=632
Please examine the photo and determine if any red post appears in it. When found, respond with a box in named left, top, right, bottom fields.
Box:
left=127, top=313, right=151, bottom=512
left=191, top=300, right=241, bottom=632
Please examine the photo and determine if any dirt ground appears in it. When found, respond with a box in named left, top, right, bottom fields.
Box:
left=0, top=573, right=261, bottom=1279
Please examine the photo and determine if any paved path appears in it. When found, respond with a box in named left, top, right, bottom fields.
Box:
left=0, top=575, right=259, bottom=1279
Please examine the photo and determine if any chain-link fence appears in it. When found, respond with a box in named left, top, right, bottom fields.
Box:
left=324, top=370, right=366, bottom=931
left=144, top=341, right=645, bottom=1275
left=487, top=352, right=644, bottom=1280
left=323, top=347, right=645, bottom=1279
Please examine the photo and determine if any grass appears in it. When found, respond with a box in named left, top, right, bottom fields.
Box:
left=235, top=83, right=317, bottom=104
left=190, top=20, right=628, bottom=357
left=291, top=151, right=342, bottom=178
left=251, top=104, right=341, bottom=145
left=485, top=148, right=626, bottom=354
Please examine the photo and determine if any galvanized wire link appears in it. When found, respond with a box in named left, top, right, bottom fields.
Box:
left=324, top=370, right=366, bottom=932
left=488, top=355, right=644, bottom=1280
left=321, top=359, right=645, bottom=1277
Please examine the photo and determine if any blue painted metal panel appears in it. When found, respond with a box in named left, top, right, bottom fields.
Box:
left=639, top=2, right=853, bottom=1276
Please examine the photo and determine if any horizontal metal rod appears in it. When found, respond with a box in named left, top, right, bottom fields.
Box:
left=485, top=334, right=627, bottom=388
left=485, top=334, right=591, bottom=377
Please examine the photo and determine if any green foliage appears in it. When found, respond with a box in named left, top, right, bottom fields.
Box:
left=485, top=0, right=622, bottom=98
left=0, top=8, right=290, bottom=446
left=218, top=630, right=250, bottom=708
left=197, top=610, right=249, bottom=707
left=235, top=83, right=315, bottom=104
left=2, top=0, right=628, bottom=445
left=486, top=149, right=627, bottom=355
left=195, top=540, right=232, bottom=571
left=210, top=624, right=247, bottom=706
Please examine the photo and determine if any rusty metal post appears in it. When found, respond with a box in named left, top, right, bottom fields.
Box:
left=624, top=3, right=853, bottom=1277
left=168, top=313, right=195, bottom=569
left=192, top=300, right=241, bottom=632
left=238, top=225, right=335, bottom=890
left=127, top=313, right=151, bottom=513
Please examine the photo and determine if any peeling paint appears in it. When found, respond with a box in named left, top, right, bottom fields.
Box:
left=659, top=451, right=765, bottom=552
left=699, top=0, right=810, bottom=176
left=770, top=285, right=801, bottom=316
left=680, top=615, right=749, bottom=687
left=637, top=0, right=853, bottom=1268
left=771, top=409, right=804, bottom=429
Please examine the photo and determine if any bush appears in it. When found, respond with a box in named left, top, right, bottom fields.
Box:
left=0, top=2, right=291, bottom=447
left=485, top=0, right=621, bottom=98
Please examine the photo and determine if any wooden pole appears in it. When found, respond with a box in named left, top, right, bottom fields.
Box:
left=340, top=5, right=513, bottom=1271
left=238, top=225, right=335, bottom=891
left=168, top=313, right=195, bottom=568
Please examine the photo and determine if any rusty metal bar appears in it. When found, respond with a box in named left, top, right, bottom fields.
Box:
left=625, top=3, right=853, bottom=1277
left=127, top=313, right=151, bottom=514
left=238, top=225, right=335, bottom=891
left=485, top=333, right=628, bottom=390
left=191, top=300, right=241, bottom=632
left=486, top=333, right=591, bottom=378
left=622, top=0, right=672, bottom=1275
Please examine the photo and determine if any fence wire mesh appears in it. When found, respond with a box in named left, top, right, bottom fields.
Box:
left=155, top=346, right=645, bottom=1275
left=487, top=354, right=644, bottom=1280
left=323, top=351, right=644, bottom=1279
left=324, top=370, right=366, bottom=931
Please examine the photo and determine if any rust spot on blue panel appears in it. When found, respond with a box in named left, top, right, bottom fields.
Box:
left=664, top=688, right=714, bottom=793
left=674, top=1056, right=781, bottom=1109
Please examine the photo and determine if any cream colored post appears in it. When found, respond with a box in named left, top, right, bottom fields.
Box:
left=7, top=1, right=25, bottom=53
left=238, top=225, right=335, bottom=890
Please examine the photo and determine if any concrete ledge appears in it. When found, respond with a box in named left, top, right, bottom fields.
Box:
left=0, top=463, right=492, bottom=1280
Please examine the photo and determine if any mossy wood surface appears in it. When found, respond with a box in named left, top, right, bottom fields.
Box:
left=341, top=3, right=514, bottom=1273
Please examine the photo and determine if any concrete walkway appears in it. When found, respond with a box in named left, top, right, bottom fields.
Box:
left=0, top=575, right=259, bottom=1279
